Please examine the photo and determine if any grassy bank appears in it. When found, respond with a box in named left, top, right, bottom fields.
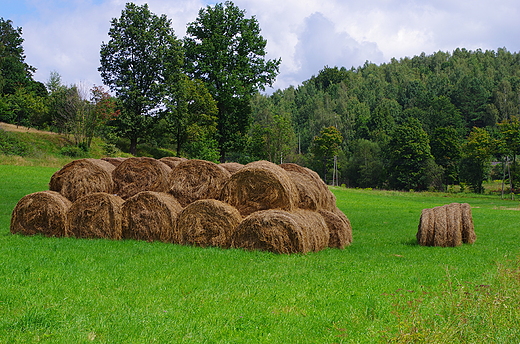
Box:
left=1, top=165, right=519, bottom=343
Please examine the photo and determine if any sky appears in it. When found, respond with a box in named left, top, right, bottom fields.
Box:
left=3, top=0, right=520, bottom=93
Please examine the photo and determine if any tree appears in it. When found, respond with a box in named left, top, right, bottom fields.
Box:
left=430, top=126, right=462, bottom=188
left=311, top=126, right=343, bottom=183
left=386, top=118, right=435, bottom=190
left=99, top=3, right=183, bottom=155
left=345, top=139, right=384, bottom=188
left=184, top=1, right=281, bottom=161
left=460, top=127, right=494, bottom=193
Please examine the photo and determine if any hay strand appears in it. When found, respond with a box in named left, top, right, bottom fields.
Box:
left=231, top=209, right=329, bottom=254
left=318, top=208, right=353, bottom=249
left=432, top=206, right=448, bottom=247
left=67, top=192, right=124, bottom=239
left=112, top=157, right=172, bottom=199
left=220, top=162, right=244, bottom=174
left=159, top=156, right=188, bottom=169
left=417, top=208, right=435, bottom=246
left=49, top=158, right=115, bottom=202
left=177, top=199, right=242, bottom=248
left=446, top=203, right=463, bottom=247
left=168, top=159, right=231, bottom=207
left=220, top=160, right=300, bottom=217
left=10, top=191, right=71, bottom=237
left=122, top=191, right=183, bottom=243
left=461, top=203, right=476, bottom=244
left=101, top=157, right=127, bottom=167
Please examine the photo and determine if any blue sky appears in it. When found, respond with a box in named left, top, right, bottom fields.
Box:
left=2, top=0, right=520, bottom=92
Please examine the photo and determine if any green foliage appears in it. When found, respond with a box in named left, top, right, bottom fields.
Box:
left=184, top=1, right=281, bottom=161
left=311, top=126, right=342, bottom=182
left=460, top=127, right=495, bottom=193
left=99, top=3, right=183, bottom=155
left=0, top=130, right=28, bottom=156
left=345, top=139, right=384, bottom=188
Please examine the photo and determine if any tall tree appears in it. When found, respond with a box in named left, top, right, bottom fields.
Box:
left=460, top=127, right=494, bottom=193
left=184, top=1, right=281, bottom=161
left=311, top=126, right=343, bottom=183
left=99, top=3, right=183, bottom=155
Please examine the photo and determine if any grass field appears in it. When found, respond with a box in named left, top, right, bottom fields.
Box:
left=1, top=165, right=520, bottom=343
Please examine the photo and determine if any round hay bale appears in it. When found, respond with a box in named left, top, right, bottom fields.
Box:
left=177, top=199, right=242, bottom=248
left=446, top=203, right=463, bottom=247
left=67, top=192, right=124, bottom=240
left=122, top=191, right=183, bottom=243
left=10, top=191, right=71, bottom=237
left=159, top=156, right=188, bottom=169
left=318, top=208, right=353, bottom=249
left=220, top=160, right=300, bottom=217
left=432, top=206, right=448, bottom=247
left=101, top=157, right=127, bottom=167
left=231, top=209, right=329, bottom=254
left=49, top=158, right=115, bottom=202
left=168, top=159, right=231, bottom=207
left=417, top=207, right=435, bottom=246
left=461, top=203, right=476, bottom=244
left=279, top=162, right=336, bottom=211
left=220, top=162, right=244, bottom=174
left=112, top=157, right=172, bottom=199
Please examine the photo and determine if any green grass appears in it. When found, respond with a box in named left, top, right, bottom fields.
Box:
left=1, top=165, right=520, bottom=343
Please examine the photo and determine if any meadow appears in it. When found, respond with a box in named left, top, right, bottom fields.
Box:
left=1, top=164, right=519, bottom=343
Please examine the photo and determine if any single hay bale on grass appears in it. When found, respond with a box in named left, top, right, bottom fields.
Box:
left=220, top=162, right=244, bottom=174
left=231, top=209, right=329, bottom=254
left=169, top=159, right=231, bottom=207
left=318, top=208, right=352, bottom=249
left=112, top=157, right=172, bottom=199
left=49, top=158, right=115, bottom=202
left=122, top=191, right=183, bottom=243
left=101, top=157, right=127, bottom=167
left=417, top=203, right=476, bottom=247
left=279, top=163, right=337, bottom=211
left=67, top=192, right=124, bottom=240
left=461, top=203, right=476, bottom=244
left=177, top=199, right=242, bottom=248
left=10, top=191, right=71, bottom=237
left=159, top=156, right=188, bottom=169
left=220, top=160, right=300, bottom=217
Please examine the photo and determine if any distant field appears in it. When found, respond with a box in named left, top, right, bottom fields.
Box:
left=1, top=165, right=519, bottom=343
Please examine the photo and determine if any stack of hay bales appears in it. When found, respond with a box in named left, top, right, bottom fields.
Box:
left=10, top=157, right=352, bottom=254
left=417, top=203, right=476, bottom=247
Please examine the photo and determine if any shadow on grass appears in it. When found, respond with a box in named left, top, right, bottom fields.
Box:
left=401, top=238, right=419, bottom=246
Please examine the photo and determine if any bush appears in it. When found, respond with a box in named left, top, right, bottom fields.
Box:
left=60, top=145, right=84, bottom=157
left=0, top=130, right=29, bottom=156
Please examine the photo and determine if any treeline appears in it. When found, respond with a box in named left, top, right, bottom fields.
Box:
left=248, top=49, right=520, bottom=193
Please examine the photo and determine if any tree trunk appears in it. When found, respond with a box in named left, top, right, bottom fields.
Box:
left=129, top=137, right=138, bottom=156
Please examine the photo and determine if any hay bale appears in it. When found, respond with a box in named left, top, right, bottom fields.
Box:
left=461, top=203, right=476, bottom=244
left=112, top=157, right=172, bottom=199
left=159, top=156, right=188, bottom=169
left=101, top=157, right=127, bottom=167
left=122, top=191, right=183, bottom=243
left=67, top=192, right=124, bottom=240
left=231, top=209, right=329, bottom=254
left=220, top=162, right=244, bottom=174
left=318, top=208, right=352, bottom=249
left=177, top=199, right=242, bottom=248
left=10, top=191, right=71, bottom=237
left=168, top=159, right=231, bottom=207
left=49, top=158, right=115, bottom=202
left=446, top=203, right=463, bottom=247
left=220, top=160, right=300, bottom=217
left=417, top=203, right=476, bottom=247
left=279, top=163, right=336, bottom=210
left=417, top=208, right=435, bottom=246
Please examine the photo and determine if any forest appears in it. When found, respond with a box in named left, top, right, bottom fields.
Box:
left=1, top=2, right=520, bottom=194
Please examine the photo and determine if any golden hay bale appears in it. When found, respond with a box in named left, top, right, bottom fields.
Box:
left=417, top=208, right=435, bottom=246
left=446, top=203, right=463, bottom=247
left=159, top=156, right=188, bottom=169
left=279, top=162, right=336, bottom=210
left=112, top=157, right=172, bottom=199
left=67, top=192, right=124, bottom=240
left=461, top=203, right=476, bottom=244
left=101, top=157, right=127, bottom=167
left=177, top=199, right=242, bottom=248
left=231, top=209, right=329, bottom=254
left=168, top=159, right=231, bottom=207
left=220, top=162, right=244, bottom=174
left=417, top=203, right=476, bottom=247
left=122, top=191, right=183, bottom=243
left=49, top=158, right=115, bottom=202
left=318, top=208, right=353, bottom=249
left=10, top=191, right=71, bottom=237
left=220, top=160, right=300, bottom=217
